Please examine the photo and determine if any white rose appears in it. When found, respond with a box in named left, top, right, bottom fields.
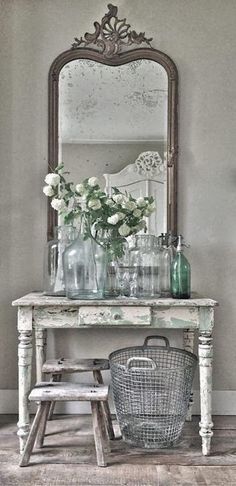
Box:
left=133, top=208, right=142, bottom=218
left=118, top=223, right=130, bottom=237
left=117, top=212, right=125, bottom=220
left=45, top=173, right=60, bottom=186
left=113, top=194, right=125, bottom=204
left=43, top=185, right=54, bottom=197
left=136, top=197, right=146, bottom=207
left=75, top=183, right=86, bottom=195
left=122, top=200, right=136, bottom=211
left=51, top=198, right=66, bottom=211
left=88, top=199, right=102, bottom=210
left=88, top=177, right=99, bottom=187
left=107, top=214, right=120, bottom=225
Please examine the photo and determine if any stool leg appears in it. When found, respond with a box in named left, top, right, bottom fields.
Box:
left=98, top=401, right=111, bottom=453
left=19, top=402, right=47, bottom=467
left=93, top=370, right=115, bottom=440
left=36, top=401, right=51, bottom=448
left=48, top=374, right=62, bottom=420
left=91, top=401, right=107, bottom=467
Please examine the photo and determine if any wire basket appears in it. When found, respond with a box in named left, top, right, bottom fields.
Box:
left=109, top=335, right=197, bottom=449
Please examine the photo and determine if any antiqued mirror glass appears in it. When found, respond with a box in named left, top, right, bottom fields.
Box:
left=48, top=4, right=178, bottom=238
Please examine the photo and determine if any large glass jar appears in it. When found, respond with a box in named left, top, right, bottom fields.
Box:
left=63, top=233, right=106, bottom=300
left=43, top=226, right=77, bottom=296
left=129, top=235, right=161, bottom=298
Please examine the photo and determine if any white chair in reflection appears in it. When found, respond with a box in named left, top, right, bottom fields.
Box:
left=103, top=151, right=167, bottom=236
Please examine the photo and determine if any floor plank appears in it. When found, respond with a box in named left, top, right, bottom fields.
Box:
left=1, top=415, right=236, bottom=485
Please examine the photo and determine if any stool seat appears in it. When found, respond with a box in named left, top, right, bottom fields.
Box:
left=19, top=382, right=110, bottom=467
left=42, top=358, right=109, bottom=374
left=30, top=382, right=108, bottom=402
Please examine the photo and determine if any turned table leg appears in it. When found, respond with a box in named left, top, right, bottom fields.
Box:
left=35, top=329, right=47, bottom=382
left=17, top=307, right=33, bottom=453
left=183, top=329, right=195, bottom=421
left=199, top=331, right=213, bottom=456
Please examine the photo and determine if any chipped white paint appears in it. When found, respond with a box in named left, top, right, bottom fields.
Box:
left=183, top=329, right=195, bottom=421
left=78, top=306, right=151, bottom=326
left=13, top=292, right=217, bottom=455
left=35, top=329, right=47, bottom=382
left=199, top=332, right=213, bottom=456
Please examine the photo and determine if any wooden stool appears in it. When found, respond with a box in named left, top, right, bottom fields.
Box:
left=19, top=382, right=110, bottom=467
left=42, top=358, right=115, bottom=440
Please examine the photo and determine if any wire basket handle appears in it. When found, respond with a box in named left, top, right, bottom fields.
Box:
left=126, top=357, right=157, bottom=371
left=143, top=335, right=170, bottom=349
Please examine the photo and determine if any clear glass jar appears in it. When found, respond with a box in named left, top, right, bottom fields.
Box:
left=104, top=237, right=129, bottom=298
left=43, top=226, right=77, bottom=296
left=63, top=232, right=106, bottom=300
left=129, top=235, right=161, bottom=298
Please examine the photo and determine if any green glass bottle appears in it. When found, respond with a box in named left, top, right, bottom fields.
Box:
left=171, top=235, right=191, bottom=299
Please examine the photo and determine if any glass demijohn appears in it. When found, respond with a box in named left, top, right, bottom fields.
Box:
left=43, top=226, right=77, bottom=296
left=129, top=235, right=161, bottom=298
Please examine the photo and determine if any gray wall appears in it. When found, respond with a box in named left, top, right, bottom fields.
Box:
left=1, top=0, right=236, bottom=397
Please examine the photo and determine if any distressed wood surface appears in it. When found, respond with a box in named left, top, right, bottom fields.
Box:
left=42, top=358, right=109, bottom=374
left=183, top=329, right=195, bottom=421
left=35, top=330, right=47, bottom=383
left=13, top=291, right=217, bottom=457
left=29, top=382, right=109, bottom=402
left=2, top=415, right=236, bottom=485
left=12, top=291, right=218, bottom=308
left=199, top=332, right=213, bottom=456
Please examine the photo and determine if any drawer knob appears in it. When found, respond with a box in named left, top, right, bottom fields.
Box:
left=113, top=313, right=121, bottom=320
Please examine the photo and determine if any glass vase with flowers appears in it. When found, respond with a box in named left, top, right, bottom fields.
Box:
left=43, top=164, right=156, bottom=299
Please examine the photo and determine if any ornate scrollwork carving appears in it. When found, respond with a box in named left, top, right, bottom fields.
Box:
left=71, top=4, right=153, bottom=58
left=134, top=151, right=165, bottom=178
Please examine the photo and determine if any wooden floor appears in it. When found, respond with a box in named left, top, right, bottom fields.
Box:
left=1, top=415, right=236, bottom=485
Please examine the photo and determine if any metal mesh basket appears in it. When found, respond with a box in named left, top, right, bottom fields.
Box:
left=109, top=335, right=197, bottom=449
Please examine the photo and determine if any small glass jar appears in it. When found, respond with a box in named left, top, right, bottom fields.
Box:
left=43, top=226, right=77, bottom=296
left=129, top=235, right=161, bottom=298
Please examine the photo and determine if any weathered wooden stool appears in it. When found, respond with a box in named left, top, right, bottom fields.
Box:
left=42, top=358, right=114, bottom=440
left=19, top=382, right=110, bottom=467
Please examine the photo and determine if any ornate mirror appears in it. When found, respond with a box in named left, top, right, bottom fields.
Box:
left=48, top=4, right=178, bottom=239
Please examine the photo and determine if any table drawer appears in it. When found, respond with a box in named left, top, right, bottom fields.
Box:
left=78, top=306, right=151, bottom=326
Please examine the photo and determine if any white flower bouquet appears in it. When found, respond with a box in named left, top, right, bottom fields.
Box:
left=43, top=164, right=155, bottom=258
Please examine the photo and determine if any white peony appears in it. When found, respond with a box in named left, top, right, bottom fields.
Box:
left=136, top=197, right=146, bottom=208
left=75, top=183, right=86, bottom=195
left=113, top=194, right=126, bottom=204
left=43, top=185, right=54, bottom=197
left=45, top=173, right=60, bottom=187
left=107, top=214, right=120, bottom=225
left=122, top=200, right=136, bottom=211
left=88, top=199, right=102, bottom=210
left=133, top=208, right=142, bottom=218
left=51, top=198, right=66, bottom=211
left=88, top=177, right=99, bottom=187
left=118, top=223, right=131, bottom=237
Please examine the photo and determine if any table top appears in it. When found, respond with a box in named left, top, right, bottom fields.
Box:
left=12, top=292, right=218, bottom=308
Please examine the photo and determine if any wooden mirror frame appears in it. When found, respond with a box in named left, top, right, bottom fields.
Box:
left=48, top=4, right=178, bottom=239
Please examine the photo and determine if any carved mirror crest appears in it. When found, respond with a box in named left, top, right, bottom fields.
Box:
left=48, top=3, right=178, bottom=239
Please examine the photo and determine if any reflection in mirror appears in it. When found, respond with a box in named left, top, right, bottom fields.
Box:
left=58, top=59, right=168, bottom=234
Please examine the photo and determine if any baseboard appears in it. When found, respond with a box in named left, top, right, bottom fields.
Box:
left=1, top=390, right=236, bottom=415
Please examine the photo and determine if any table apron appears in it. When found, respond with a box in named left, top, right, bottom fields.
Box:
left=32, top=305, right=203, bottom=329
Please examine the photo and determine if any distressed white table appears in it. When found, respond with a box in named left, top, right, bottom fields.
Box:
left=12, top=292, right=217, bottom=456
